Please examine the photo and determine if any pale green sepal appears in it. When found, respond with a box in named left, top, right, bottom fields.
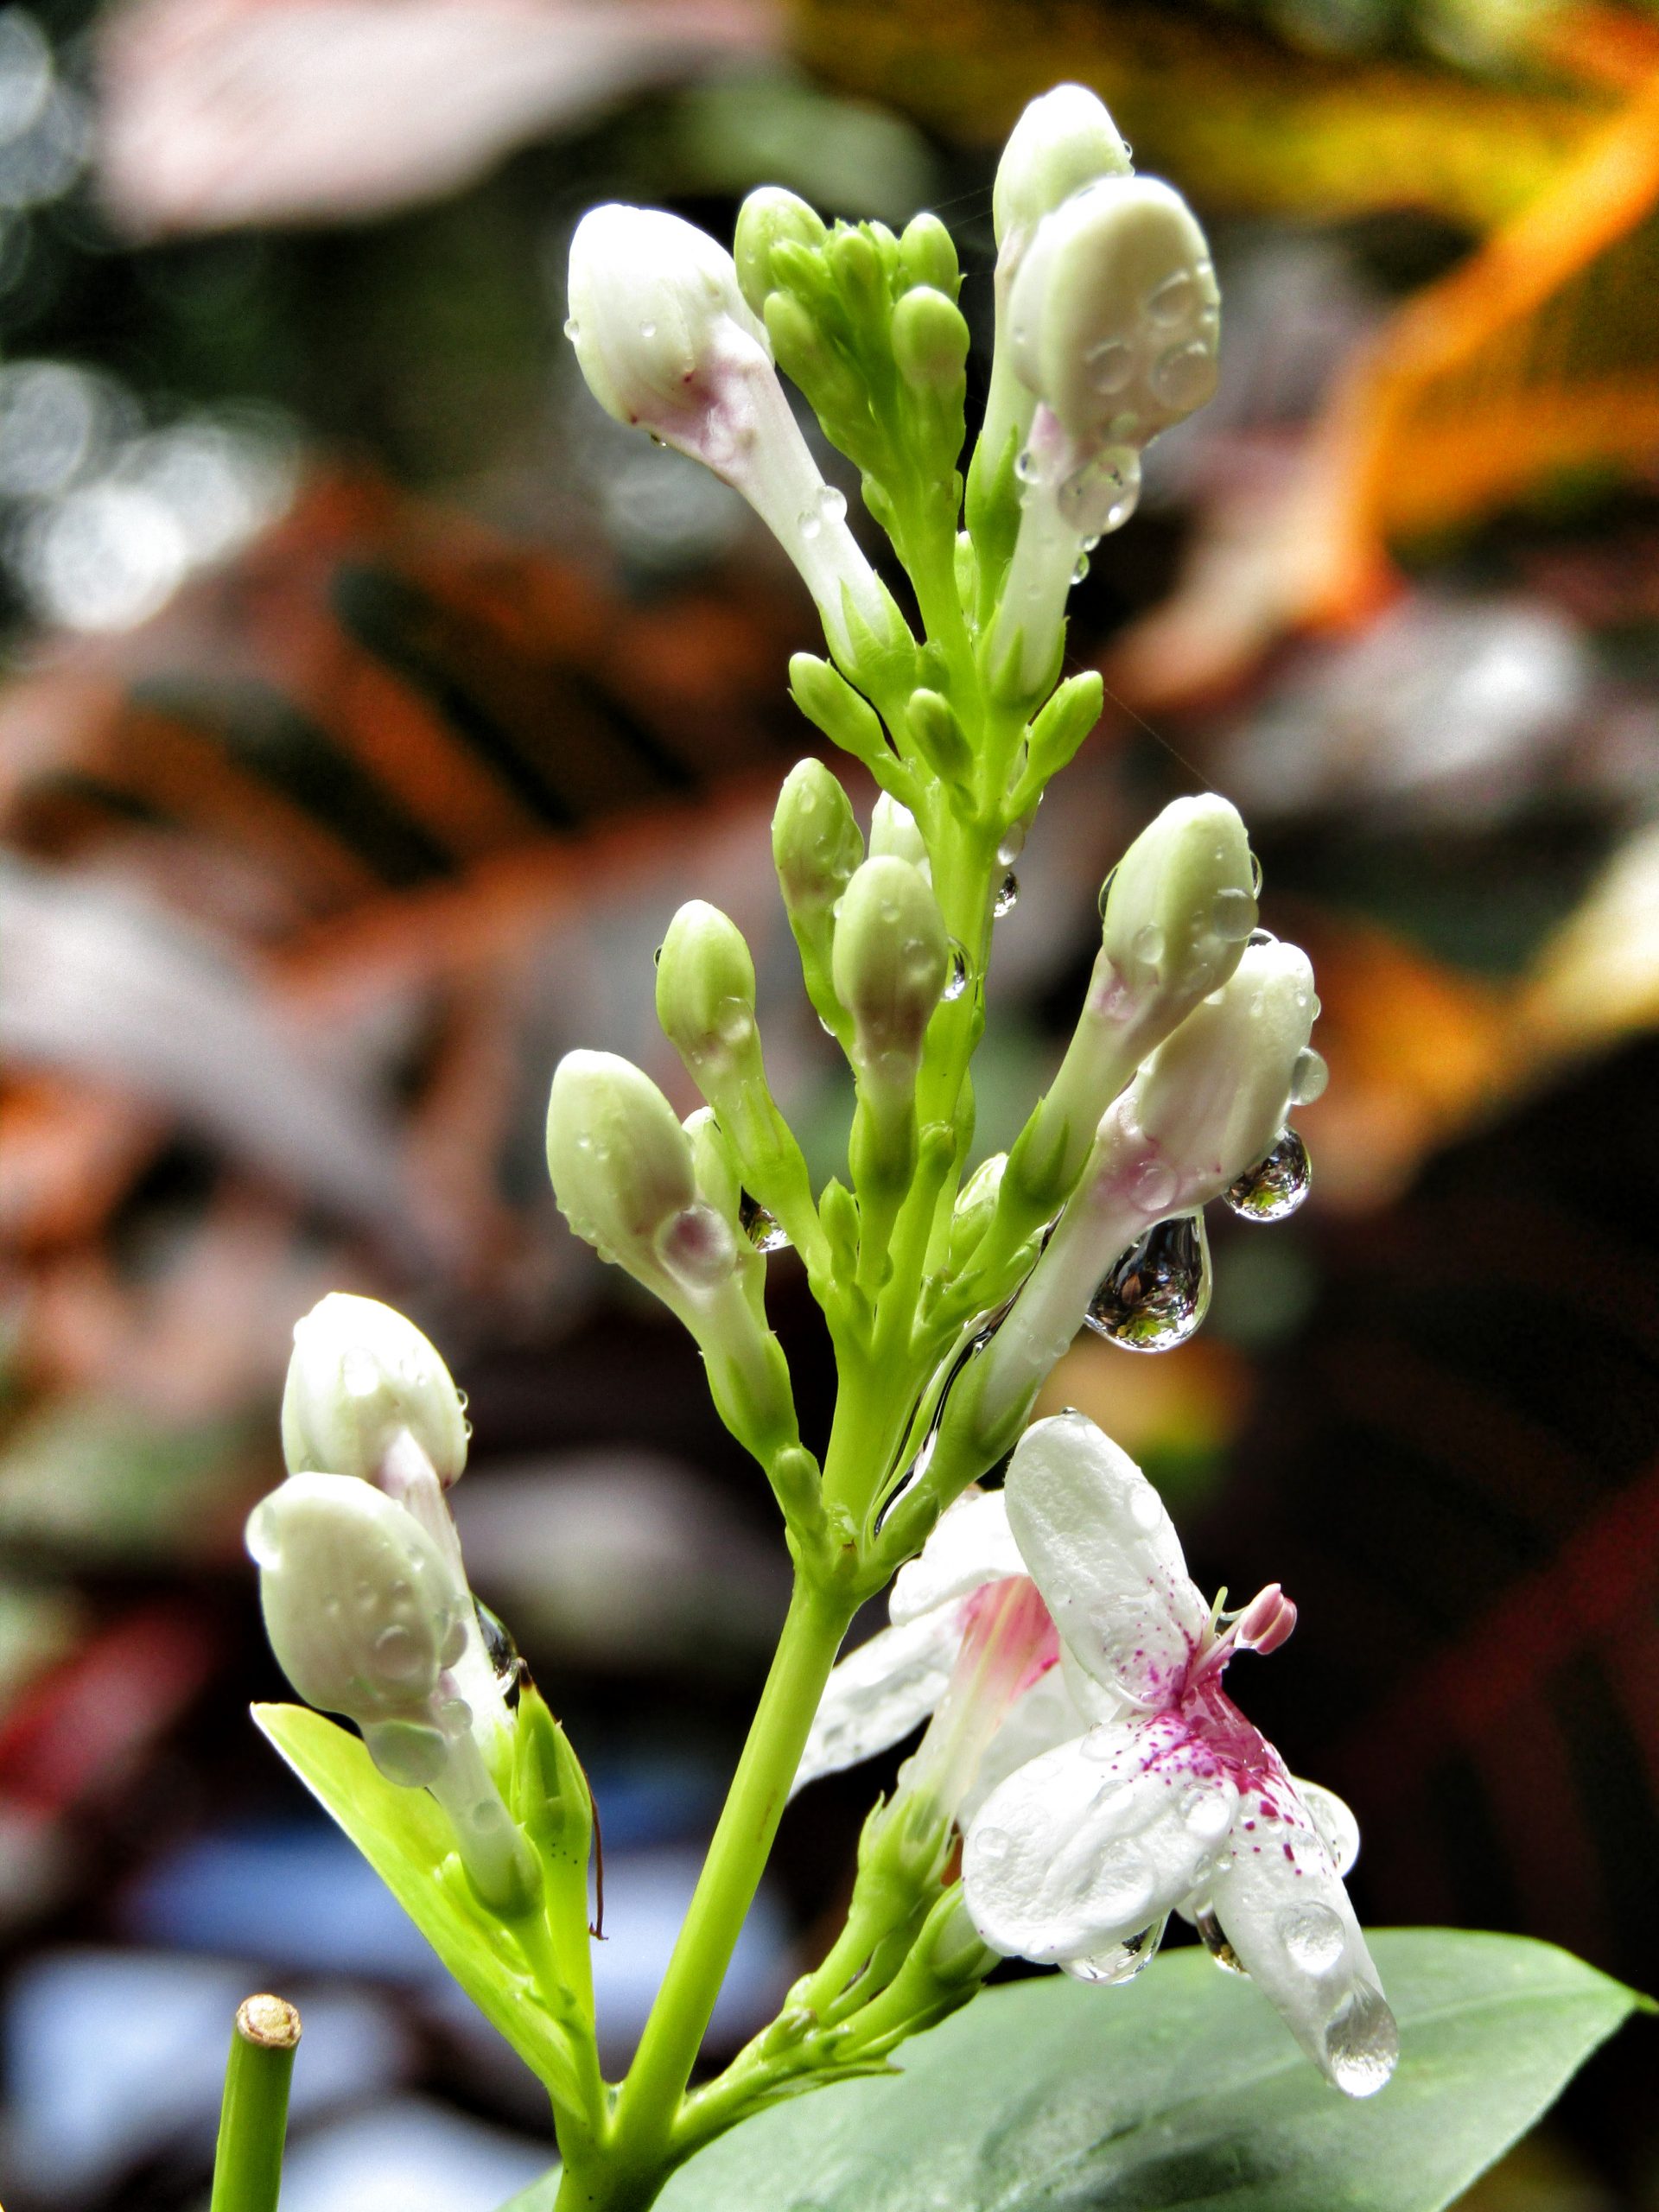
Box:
left=1019, top=671, right=1103, bottom=798
left=252, top=1703, right=586, bottom=2103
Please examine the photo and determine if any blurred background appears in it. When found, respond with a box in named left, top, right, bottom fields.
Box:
left=1, top=0, right=1657, bottom=2202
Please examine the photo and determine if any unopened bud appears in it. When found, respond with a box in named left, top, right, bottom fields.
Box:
left=1099, top=795, right=1255, bottom=1008
left=906, top=689, right=973, bottom=788
left=547, top=1049, right=731, bottom=1294
left=772, top=757, right=863, bottom=912
left=831, top=855, right=950, bottom=1077
left=656, top=900, right=760, bottom=1092
left=282, top=1294, right=467, bottom=1490
left=869, top=793, right=931, bottom=874
left=898, top=211, right=960, bottom=296
left=1133, top=938, right=1315, bottom=1187
left=250, top=1471, right=464, bottom=1742
left=734, top=185, right=828, bottom=316
left=891, top=285, right=969, bottom=391
left=948, top=1153, right=1006, bottom=1268
left=788, top=654, right=893, bottom=779
left=1008, top=175, right=1219, bottom=461
left=992, top=84, right=1133, bottom=256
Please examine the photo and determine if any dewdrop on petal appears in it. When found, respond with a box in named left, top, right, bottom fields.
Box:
left=282, top=1293, right=468, bottom=1489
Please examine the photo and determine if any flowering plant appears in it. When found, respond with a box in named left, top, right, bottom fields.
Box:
left=219, top=85, right=1639, bottom=2212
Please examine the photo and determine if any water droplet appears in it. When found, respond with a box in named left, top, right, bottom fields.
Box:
left=1096, top=865, right=1118, bottom=921
left=373, top=1624, right=428, bottom=1684
left=1196, top=1906, right=1247, bottom=1974
left=440, top=1617, right=467, bottom=1669
left=639, top=320, right=657, bottom=339
left=1014, top=446, right=1039, bottom=482
left=942, top=945, right=969, bottom=1001
left=1180, top=1783, right=1236, bottom=1844
left=1289, top=1048, right=1328, bottom=1106
left=798, top=505, right=822, bottom=541
left=1279, top=1902, right=1346, bottom=1974
left=1152, top=340, right=1214, bottom=410
left=563, top=317, right=580, bottom=341
left=740, top=1191, right=791, bottom=1254
left=365, top=1719, right=448, bottom=1787
left=1210, top=887, right=1255, bottom=942
left=1146, top=269, right=1196, bottom=325
left=997, top=812, right=1033, bottom=868
left=1130, top=1156, right=1178, bottom=1212
left=1085, top=1212, right=1211, bottom=1353
left=1058, top=445, right=1141, bottom=534
left=1064, top=1918, right=1166, bottom=1985
left=973, top=1826, right=1012, bottom=1867
left=994, top=872, right=1019, bottom=918
left=1071, top=553, right=1090, bottom=585
left=1224, top=1128, right=1311, bottom=1223
left=342, top=1347, right=380, bottom=1399
left=1084, top=338, right=1135, bottom=394
left=1090, top=1837, right=1156, bottom=1922
left=1133, top=922, right=1164, bottom=967
left=474, top=1599, right=527, bottom=1707
left=1249, top=851, right=1264, bottom=896
left=1322, top=1983, right=1399, bottom=2097
left=819, top=485, right=848, bottom=524
left=1247, top=925, right=1274, bottom=949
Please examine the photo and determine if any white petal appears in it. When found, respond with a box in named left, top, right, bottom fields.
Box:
left=962, top=1717, right=1233, bottom=1963
left=791, top=1606, right=962, bottom=1796
left=958, top=1662, right=1090, bottom=1825
left=1208, top=1780, right=1396, bottom=2097
left=1004, top=1412, right=1208, bottom=1701
left=890, top=1485, right=1025, bottom=1625
left=1293, top=1776, right=1361, bottom=1877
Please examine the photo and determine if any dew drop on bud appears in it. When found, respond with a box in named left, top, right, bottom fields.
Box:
left=474, top=1600, right=527, bottom=1707
left=1249, top=852, right=1264, bottom=895
left=1223, top=1128, right=1311, bottom=1223
left=739, top=1190, right=792, bottom=1254
left=1084, top=338, right=1135, bottom=394
left=994, top=872, right=1019, bottom=918
left=1152, top=340, right=1214, bottom=410
left=1014, top=446, right=1039, bottom=482
left=1146, top=269, right=1196, bottom=325
left=942, top=945, right=970, bottom=1002
left=1195, top=1906, right=1247, bottom=1975
left=1085, top=1211, right=1211, bottom=1352
left=1210, top=887, right=1255, bottom=942
left=1096, top=865, right=1118, bottom=922
left=1289, top=1047, right=1328, bottom=1106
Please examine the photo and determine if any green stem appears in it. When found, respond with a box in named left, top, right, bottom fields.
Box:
left=593, top=1575, right=854, bottom=2208
left=208, top=1995, right=300, bottom=2212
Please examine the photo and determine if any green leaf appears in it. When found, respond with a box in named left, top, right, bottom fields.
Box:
left=495, top=1929, right=1640, bottom=2212
left=253, top=1703, right=578, bottom=2099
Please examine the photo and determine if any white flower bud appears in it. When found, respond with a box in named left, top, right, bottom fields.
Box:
left=282, top=1293, right=468, bottom=1490
left=831, top=855, right=950, bottom=1081
left=868, top=793, right=931, bottom=876
left=250, top=1471, right=466, bottom=1737
left=1007, top=176, right=1219, bottom=462
left=566, top=205, right=898, bottom=663
left=545, top=1047, right=724, bottom=1294
left=992, top=85, right=1133, bottom=257
left=1034, top=797, right=1256, bottom=1192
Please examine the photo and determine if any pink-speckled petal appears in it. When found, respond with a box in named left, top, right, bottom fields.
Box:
left=890, top=1485, right=1026, bottom=1624
left=962, top=1717, right=1235, bottom=1963
left=1004, top=1412, right=1208, bottom=1701
left=1208, top=1783, right=1396, bottom=2097
left=792, top=1605, right=963, bottom=1795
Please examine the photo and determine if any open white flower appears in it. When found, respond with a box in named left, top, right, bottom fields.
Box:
left=960, top=1413, right=1396, bottom=2097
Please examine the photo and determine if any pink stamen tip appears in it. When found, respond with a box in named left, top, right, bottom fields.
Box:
left=1236, top=1583, right=1297, bottom=1655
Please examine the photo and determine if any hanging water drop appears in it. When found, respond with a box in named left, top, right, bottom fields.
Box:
left=1288, top=1047, right=1328, bottom=1106
left=739, top=1191, right=791, bottom=1254
left=1210, top=887, right=1255, bottom=942
left=1223, top=1128, right=1310, bottom=1223
left=1062, top=1918, right=1167, bottom=1986
left=1085, top=1212, right=1211, bottom=1352
left=1071, top=552, right=1090, bottom=585
left=942, top=945, right=970, bottom=1002
left=997, top=810, right=1033, bottom=868
left=474, top=1599, right=528, bottom=1707
left=1096, top=864, right=1118, bottom=921
left=1249, top=850, right=1264, bottom=896
left=1321, top=1984, right=1399, bottom=2097
left=1151, top=340, right=1214, bottom=410
left=1196, top=1906, right=1247, bottom=1974
left=994, top=872, right=1019, bottom=918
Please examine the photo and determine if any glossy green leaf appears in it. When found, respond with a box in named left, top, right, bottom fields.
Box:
left=499, top=1929, right=1640, bottom=2212
left=253, top=1702, right=578, bottom=2099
